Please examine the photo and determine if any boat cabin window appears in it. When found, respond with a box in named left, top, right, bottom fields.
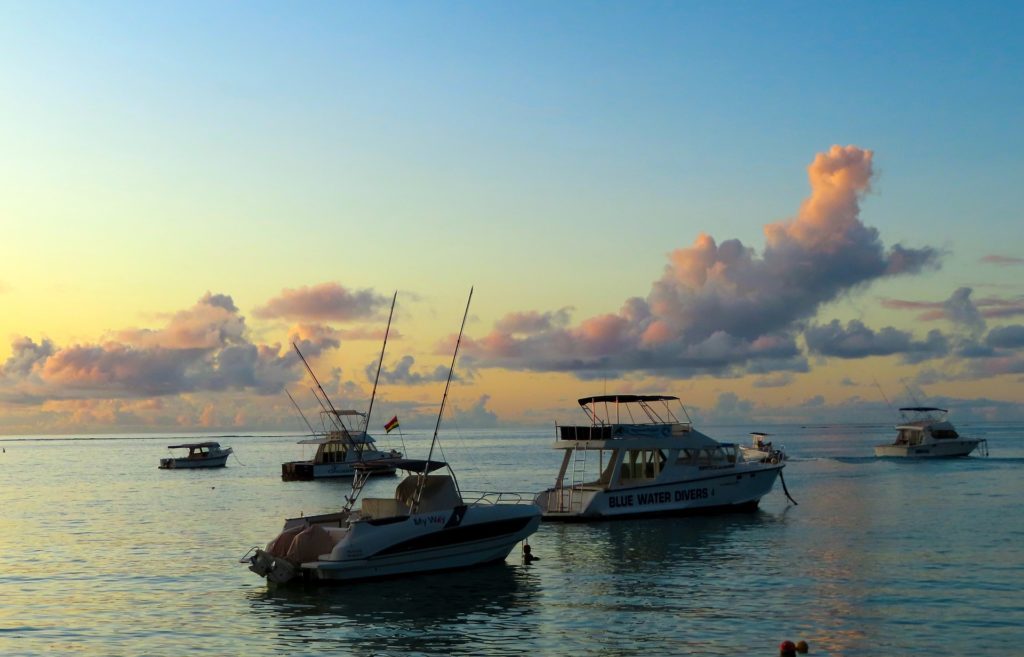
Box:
left=931, top=429, right=959, bottom=439
left=678, top=445, right=738, bottom=467
left=677, top=448, right=699, bottom=465
left=319, top=441, right=349, bottom=463
left=619, top=449, right=666, bottom=481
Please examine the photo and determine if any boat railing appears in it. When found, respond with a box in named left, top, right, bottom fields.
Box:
left=461, top=490, right=537, bottom=506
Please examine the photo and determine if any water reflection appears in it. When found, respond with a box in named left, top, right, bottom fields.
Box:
left=247, top=563, right=540, bottom=656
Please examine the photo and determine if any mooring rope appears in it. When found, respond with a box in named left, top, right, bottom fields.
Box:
left=779, top=469, right=798, bottom=505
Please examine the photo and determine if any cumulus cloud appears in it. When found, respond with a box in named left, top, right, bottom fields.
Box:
left=0, top=293, right=324, bottom=403
left=366, top=355, right=453, bottom=386
left=881, top=288, right=1024, bottom=322
left=986, top=325, right=1024, bottom=349
left=253, top=283, right=387, bottom=321
left=466, top=146, right=938, bottom=377
left=2, top=337, right=55, bottom=376
left=804, top=319, right=949, bottom=363
left=287, top=323, right=343, bottom=359
left=452, top=394, right=499, bottom=428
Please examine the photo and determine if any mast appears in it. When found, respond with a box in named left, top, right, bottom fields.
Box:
left=364, top=291, right=397, bottom=433
left=414, top=287, right=473, bottom=510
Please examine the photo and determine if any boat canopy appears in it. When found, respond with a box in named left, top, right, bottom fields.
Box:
left=296, top=432, right=376, bottom=445
left=166, top=442, right=221, bottom=449
left=578, top=394, right=680, bottom=406
left=899, top=406, right=948, bottom=413
left=380, top=458, right=449, bottom=474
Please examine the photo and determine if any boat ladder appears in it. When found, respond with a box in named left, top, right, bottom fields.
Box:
left=978, top=438, right=989, bottom=457
left=563, top=441, right=590, bottom=513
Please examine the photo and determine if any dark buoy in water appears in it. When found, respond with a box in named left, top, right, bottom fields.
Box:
left=779, top=640, right=797, bottom=657
left=796, top=640, right=809, bottom=653
left=522, top=541, right=539, bottom=563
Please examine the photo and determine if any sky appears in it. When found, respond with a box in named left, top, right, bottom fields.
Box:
left=2, top=1, right=1023, bottom=434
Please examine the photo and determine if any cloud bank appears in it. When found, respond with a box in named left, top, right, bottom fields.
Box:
left=0, top=293, right=327, bottom=403
left=466, top=145, right=939, bottom=377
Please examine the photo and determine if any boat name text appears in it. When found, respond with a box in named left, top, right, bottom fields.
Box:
left=608, top=487, right=710, bottom=508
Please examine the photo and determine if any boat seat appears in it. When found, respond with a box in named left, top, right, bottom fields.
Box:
left=361, top=497, right=406, bottom=518
left=395, top=475, right=463, bottom=513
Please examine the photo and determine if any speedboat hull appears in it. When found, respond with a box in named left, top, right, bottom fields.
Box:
left=537, top=464, right=783, bottom=521
left=249, top=503, right=540, bottom=583
left=874, top=439, right=982, bottom=458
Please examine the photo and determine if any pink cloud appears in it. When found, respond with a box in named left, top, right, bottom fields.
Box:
left=465, top=145, right=937, bottom=377
left=253, top=283, right=387, bottom=321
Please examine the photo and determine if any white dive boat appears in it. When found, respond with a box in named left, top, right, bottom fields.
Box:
left=874, top=407, right=988, bottom=458
left=159, top=442, right=232, bottom=469
left=281, top=293, right=403, bottom=481
left=534, top=395, right=786, bottom=521
left=244, top=289, right=541, bottom=584
left=739, top=431, right=787, bottom=464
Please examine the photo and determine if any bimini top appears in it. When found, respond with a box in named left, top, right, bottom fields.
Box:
left=296, top=431, right=376, bottom=446
left=365, top=458, right=448, bottom=474
left=899, top=407, right=948, bottom=413
left=578, top=394, right=680, bottom=406
left=166, top=442, right=222, bottom=449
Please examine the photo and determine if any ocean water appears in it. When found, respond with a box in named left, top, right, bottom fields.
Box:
left=1, top=421, right=1021, bottom=656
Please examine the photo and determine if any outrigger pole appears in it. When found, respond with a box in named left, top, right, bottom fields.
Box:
left=364, top=291, right=397, bottom=433
left=414, top=286, right=473, bottom=510
left=292, top=342, right=353, bottom=442
left=285, top=388, right=317, bottom=436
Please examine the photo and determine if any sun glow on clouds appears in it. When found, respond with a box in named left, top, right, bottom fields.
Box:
left=467, top=145, right=939, bottom=377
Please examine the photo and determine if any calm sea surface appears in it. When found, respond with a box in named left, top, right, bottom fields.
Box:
left=1, top=421, right=1022, bottom=656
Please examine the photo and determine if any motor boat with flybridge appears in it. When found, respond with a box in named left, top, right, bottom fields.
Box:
left=281, top=292, right=403, bottom=481
left=740, top=431, right=788, bottom=464
left=874, top=407, right=988, bottom=458
left=534, top=395, right=790, bottom=521
left=159, top=442, right=233, bottom=469
left=243, top=289, right=541, bottom=584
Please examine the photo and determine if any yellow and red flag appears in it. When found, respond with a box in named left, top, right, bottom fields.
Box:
left=384, top=416, right=399, bottom=433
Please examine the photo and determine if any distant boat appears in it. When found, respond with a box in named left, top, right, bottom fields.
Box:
left=739, top=431, right=788, bottom=464
left=244, top=289, right=541, bottom=584
left=159, top=442, right=232, bottom=469
left=874, top=407, right=988, bottom=458
left=281, top=292, right=403, bottom=481
left=534, top=395, right=786, bottom=521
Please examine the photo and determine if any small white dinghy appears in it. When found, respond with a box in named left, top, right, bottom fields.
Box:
left=159, top=442, right=232, bottom=469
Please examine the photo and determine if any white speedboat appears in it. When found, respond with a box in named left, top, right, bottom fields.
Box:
left=244, top=288, right=541, bottom=584
left=874, top=407, right=988, bottom=458
left=739, top=431, right=787, bottom=464
left=281, top=293, right=403, bottom=481
left=534, top=395, right=786, bottom=521
left=159, top=442, right=232, bottom=469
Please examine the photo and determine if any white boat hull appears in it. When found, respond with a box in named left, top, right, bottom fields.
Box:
left=874, top=439, right=982, bottom=458
left=537, top=464, right=783, bottom=520
left=249, top=503, right=541, bottom=584
left=281, top=452, right=400, bottom=480
left=159, top=453, right=231, bottom=469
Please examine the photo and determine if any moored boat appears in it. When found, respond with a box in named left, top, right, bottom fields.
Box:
left=159, top=442, right=233, bottom=469
left=244, top=288, right=541, bottom=584
left=874, top=407, right=987, bottom=458
left=740, top=431, right=787, bottom=464
left=281, top=292, right=403, bottom=481
left=534, top=395, right=786, bottom=521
